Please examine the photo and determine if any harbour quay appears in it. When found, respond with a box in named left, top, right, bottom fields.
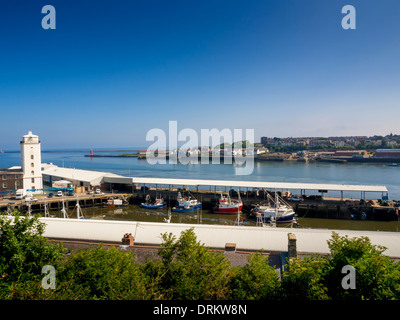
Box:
left=0, top=193, right=113, bottom=215
left=122, top=177, right=396, bottom=221
left=1, top=163, right=396, bottom=221
left=40, top=164, right=396, bottom=221
left=130, top=188, right=399, bottom=221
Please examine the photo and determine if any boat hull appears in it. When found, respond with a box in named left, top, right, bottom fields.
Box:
left=171, top=206, right=195, bottom=213
left=141, top=203, right=165, bottom=209
left=214, top=204, right=243, bottom=214
left=262, top=212, right=295, bottom=223
left=252, top=208, right=295, bottom=223
left=177, top=201, right=201, bottom=209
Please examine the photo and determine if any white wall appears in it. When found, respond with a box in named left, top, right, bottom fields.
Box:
left=39, top=218, right=400, bottom=258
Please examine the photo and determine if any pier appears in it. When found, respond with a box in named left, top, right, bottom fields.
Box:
left=2, top=176, right=396, bottom=221
left=0, top=194, right=111, bottom=215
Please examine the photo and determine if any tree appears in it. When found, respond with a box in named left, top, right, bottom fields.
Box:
left=282, top=232, right=400, bottom=300
left=144, top=228, right=232, bottom=299
left=229, top=252, right=281, bottom=300
left=0, top=213, right=65, bottom=283
left=57, top=245, right=152, bottom=299
left=0, top=213, right=65, bottom=299
left=325, top=232, right=400, bottom=300
left=282, top=255, right=330, bottom=300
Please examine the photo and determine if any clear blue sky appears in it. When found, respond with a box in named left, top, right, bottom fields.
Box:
left=1, top=0, right=400, bottom=149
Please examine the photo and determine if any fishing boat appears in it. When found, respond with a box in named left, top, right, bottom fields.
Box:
left=141, top=194, right=166, bottom=209
left=251, top=192, right=295, bottom=223
left=176, top=192, right=201, bottom=209
left=386, top=163, right=399, bottom=167
left=214, top=193, right=243, bottom=214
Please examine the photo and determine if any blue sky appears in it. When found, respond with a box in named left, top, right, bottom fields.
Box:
left=1, top=0, right=400, bottom=149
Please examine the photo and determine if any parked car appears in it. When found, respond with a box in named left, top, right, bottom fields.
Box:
left=288, top=196, right=304, bottom=202
left=25, top=196, right=38, bottom=202
left=56, top=191, right=63, bottom=197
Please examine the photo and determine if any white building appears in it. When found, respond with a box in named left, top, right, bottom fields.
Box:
left=20, top=131, right=43, bottom=192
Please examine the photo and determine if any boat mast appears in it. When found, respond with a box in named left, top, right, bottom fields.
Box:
left=27, top=202, right=32, bottom=217
left=61, top=199, right=68, bottom=219
left=44, top=200, right=49, bottom=218
left=76, top=199, right=82, bottom=219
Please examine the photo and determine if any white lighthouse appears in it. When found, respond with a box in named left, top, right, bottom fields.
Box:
left=20, top=131, right=43, bottom=192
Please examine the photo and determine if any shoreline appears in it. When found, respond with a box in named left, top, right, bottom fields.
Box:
left=83, top=153, right=400, bottom=164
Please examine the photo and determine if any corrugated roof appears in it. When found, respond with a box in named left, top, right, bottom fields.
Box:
left=42, top=165, right=123, bottom=184
left=42, top=164, right=388, bottom=193
left=107, top=177, right=387, bottom=193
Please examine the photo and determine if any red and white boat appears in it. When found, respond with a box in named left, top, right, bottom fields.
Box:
left=214, top=193, right=243, bottom=214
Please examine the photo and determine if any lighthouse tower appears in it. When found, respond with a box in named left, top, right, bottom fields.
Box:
left=20, top=131, right=43, bottom=192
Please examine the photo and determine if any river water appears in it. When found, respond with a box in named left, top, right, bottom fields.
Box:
left=1, top=150, right=400, bottom=232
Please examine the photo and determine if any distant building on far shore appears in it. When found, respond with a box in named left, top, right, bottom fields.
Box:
left=375, top=149, right=400, bottom=158
left=334, top=150, right=368, bottom=158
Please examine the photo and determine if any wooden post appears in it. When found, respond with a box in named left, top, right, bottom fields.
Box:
left=225, top=243, right=236, bottom=252
left=288, top=233, right=297, bottom=259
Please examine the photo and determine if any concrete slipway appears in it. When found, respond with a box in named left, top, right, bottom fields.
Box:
left=39, top=218, right=400, bottom=259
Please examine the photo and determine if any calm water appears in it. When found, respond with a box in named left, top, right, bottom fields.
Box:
left=2, top=150, right=400, bottom=232
left=41, top=203, right=400, bottom=232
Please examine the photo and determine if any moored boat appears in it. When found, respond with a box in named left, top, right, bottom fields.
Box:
left=214, top=193, right=243, bottom=214
left=251, top=192, right=295, bottom=223
left=386, top=163, right=399, bottom=167
left=141, top=194, right=166, bottom=209
left=177, top=192, right=201, bottom=209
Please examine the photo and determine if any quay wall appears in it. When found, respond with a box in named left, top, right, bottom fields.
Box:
left=39, top=218, right=400, bottom=258
left=1, top=190, right=398, bottom=221
left=130, top=190, right=399, bottom=221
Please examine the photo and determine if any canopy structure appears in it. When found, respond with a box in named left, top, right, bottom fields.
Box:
left=103, top=176, right=388, bottom=198
left=40, top=164, right=388, bottom=199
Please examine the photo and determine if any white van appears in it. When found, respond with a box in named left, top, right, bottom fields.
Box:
left=15, top=189, right=26, bottom=200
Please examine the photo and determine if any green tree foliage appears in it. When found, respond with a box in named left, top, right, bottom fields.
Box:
left=145, top=229, right=232, bottom=299
left=2, top=213, right=400, bottom=300
left=325, top=232, right=400, bottom=300
left=229, top=252, right=281, bottom=300
left=56, top=245, right=153, bottom=299
left=282, top=232, right=400, bottom=300
left=282, top=255, right=330, bottom=300
left=0, top=213, right=65, bottom=298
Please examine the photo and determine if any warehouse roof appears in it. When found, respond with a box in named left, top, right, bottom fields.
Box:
left=42, top=165, right=123, bottom=185
left=41, top=164, right=388, bottom=193
left=103, top=176, right=388, bottom=193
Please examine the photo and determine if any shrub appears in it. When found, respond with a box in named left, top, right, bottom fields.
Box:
left=282, top=255, right=330, bottom=300
left=144, top=228, right=233, bottom=300
left=229, top=252, right=281, bottom=300
left=57, top=245, right=152, bottom=299
left=0, top=213, right=65, bottom=299
left=326, top=232, right=400, bottom=300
